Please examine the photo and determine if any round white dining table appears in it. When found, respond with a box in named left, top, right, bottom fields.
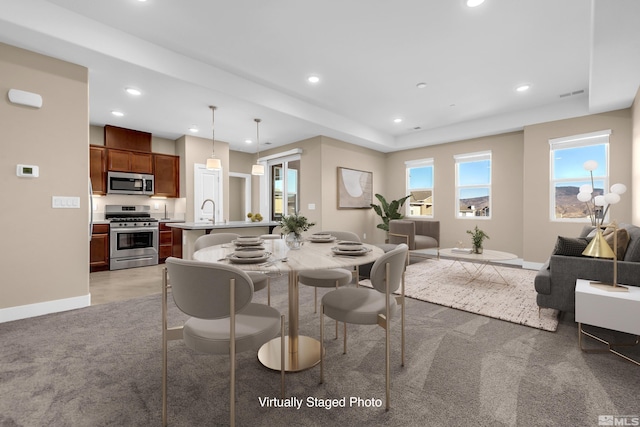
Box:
left=193, top=238, right=384, bottom=372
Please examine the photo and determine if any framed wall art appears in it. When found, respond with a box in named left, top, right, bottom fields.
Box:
left=337, top=167, right=373, bottom=209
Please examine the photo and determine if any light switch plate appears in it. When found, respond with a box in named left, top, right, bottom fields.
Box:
left=52, top=196, right=80, bottom=208
left=308, top=203, right=316, bottom=210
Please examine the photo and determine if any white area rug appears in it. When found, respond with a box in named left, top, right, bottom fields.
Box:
left=362, top=258, right=559, bottom=332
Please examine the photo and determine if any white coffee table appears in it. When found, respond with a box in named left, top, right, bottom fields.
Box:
left=575, top=279, right=640, bottom=366
left=439, top=248, right=518, bottom=285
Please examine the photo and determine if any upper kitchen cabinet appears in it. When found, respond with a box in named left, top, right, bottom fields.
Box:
left=107, top=148, right=153, bottom=173
left=104, top=125, right=153, bottom=173
left=104, top=125, right=151, bottom=152
left=153, top=153, right=180, bottom=198
left=89, top=145, right=107, bottom=195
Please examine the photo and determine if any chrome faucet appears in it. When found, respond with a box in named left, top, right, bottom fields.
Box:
left=201, top=198, right=215, bottom=223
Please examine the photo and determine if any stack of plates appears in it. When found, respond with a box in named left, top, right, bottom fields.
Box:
left=233, top=236, right=264, bottom=246
left=229, top=247, right=270, bottom=264
left=308, top=233, right=336, bottom=243
left=331, top=241, right=370, bottom=256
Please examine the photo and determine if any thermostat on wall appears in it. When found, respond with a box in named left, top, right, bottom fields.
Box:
left=17, top=164, right=39, bottom=178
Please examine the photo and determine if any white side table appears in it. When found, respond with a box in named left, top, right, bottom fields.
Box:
left=575, top=279, right=640, bottom=366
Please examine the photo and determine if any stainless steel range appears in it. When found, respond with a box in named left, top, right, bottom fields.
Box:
left=106, top=205, right=159, bottom=270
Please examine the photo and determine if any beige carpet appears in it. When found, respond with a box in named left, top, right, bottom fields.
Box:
left=363, top=258, right=559, bottom=332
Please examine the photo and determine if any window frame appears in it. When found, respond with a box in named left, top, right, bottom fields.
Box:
left=454, top=151, right=492, bottom=220
left=549, top=130, right=610, bottom=223
left=405, top=158, right=434, bottom=218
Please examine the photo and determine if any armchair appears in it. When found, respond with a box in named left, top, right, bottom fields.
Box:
left=389, top=219, right=439, bottom=254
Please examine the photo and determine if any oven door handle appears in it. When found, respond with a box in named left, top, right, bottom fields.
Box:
left=111, top=227, right=158, bottom=233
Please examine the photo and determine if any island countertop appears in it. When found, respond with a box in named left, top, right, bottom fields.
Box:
left=165, top=221, right=279, bottom=231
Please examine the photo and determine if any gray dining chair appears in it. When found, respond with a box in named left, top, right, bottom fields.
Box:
left=194, top=232, right=272, bottom=305
left=298, top=230, right=361, bottom=338
left=260, top=225, right=283, bottom=240
left=162, top=257, right=285, bottom=427
left=320, top=243, right=408, bottom=411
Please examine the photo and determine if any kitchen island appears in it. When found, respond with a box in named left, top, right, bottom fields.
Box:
left=165, top=221, right=280, bottom=259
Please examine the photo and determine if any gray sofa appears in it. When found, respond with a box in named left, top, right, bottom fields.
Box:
left=535, top=223, right=640, bottom=313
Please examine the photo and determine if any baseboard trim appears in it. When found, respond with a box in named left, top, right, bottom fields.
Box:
left=523, top=261, right=544, bottom=271
left=0, top=294, right=91, bottom=323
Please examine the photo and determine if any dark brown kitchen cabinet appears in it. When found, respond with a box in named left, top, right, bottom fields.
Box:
left=159, top=223, right=182, bottom=263
left=104, top=125, right=152, bottom=152
left=89, top=145, right=107, bottom=195
left=107, top=148, right=153, bottom=174
left=153, top=154, right=180, bottom=198
left=90, top=223, right=110, bottom=272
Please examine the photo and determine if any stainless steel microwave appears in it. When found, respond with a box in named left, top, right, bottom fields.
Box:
left=107, top=171, right=154, bottom=195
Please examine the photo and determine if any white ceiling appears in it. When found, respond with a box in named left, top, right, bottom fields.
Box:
left=1, top=0, right=639, bottom=153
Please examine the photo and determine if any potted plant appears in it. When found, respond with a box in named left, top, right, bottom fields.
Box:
left=370, top=194, right=410, bottom=235
left=279, top=212, right=315, bottom=249
left=467, top=225, right=489, bottom=254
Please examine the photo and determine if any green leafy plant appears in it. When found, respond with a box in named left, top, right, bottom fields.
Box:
left=467, top=225, right=489, bottom=249
left=370, top=193, right=410, bottom=232
left=279, top=213, right=315, bottom=237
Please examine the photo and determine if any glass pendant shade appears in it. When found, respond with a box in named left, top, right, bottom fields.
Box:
left=206, top=157, right=222, bottom=170
left=251, top=164, right=265, bottom=175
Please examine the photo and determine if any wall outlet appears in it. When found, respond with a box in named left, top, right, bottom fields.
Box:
left=363, top=233, right=366, bottom=240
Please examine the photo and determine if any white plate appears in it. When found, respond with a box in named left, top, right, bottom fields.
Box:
left=233, top=247, right=266, bottom=258
left=331, top=247, right=371, bottom=256
left=228, top=252, right=271, bottom=264
left=233, top=239, right=264, bottom=246
left=336, top=241, right=364, bottom=251
left=309, top=235, right=336, bottom=243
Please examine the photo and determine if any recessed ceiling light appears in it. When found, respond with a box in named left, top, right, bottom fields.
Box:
left=516, top=84, right=531, bottom=92
left=307, top=75, right=320, bottom=84
left=189, top=126, right=199, bottom=133
left=111, top=110, right=124, bottom=117
left=393, top=118, right=403, bottom=124
left=466, top=0, right=485, bottom=7
left=125, top=87, right=141, bottom=96
left=416, top=82, right=427, bottom=89
left=245, top=139, right=253, bottom=144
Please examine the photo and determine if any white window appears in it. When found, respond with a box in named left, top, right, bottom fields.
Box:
left=455, top=151, right=491, bottom=218
left=405, top=158, right=434, bottom=217
left=549, top=130, right=610, bottom=222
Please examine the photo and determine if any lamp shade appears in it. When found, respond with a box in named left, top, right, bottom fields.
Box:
left=206, top=157, right=222, bottom=170
left=582, top=229, right=615, bottom=259
left=583, top=160, right=598, bottom=171
left=251, top=164, right=265, bottom=175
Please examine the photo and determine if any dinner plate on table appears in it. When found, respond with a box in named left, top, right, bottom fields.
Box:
left=232, top=239, right=264, bottom=247
left=228, top=252, right=271, bottom=264
left=331, top=247, right=371, bottom=256
left=308, top=234, right=337, bottom=243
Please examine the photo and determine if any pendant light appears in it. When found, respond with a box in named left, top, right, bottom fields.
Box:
left=206, top=105, right=222, bottom=170
left=251, top=118, right=265, bottom=175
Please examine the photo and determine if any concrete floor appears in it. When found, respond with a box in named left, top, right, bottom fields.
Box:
left=89, top=264, right=165, bottom=305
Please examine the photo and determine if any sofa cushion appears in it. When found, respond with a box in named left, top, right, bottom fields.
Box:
left=621, top=223, right=640, bottom=262
left=552, top=236, right=589, bottom=257
left=602, top=227, right=630, bottom=260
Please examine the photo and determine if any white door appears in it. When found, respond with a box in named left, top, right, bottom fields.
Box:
left=194, top=164, right=223, bottom=223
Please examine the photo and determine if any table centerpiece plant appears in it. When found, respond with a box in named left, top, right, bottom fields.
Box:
left=279, top=212, right=315, bottom=250
left=467, top=225, right=489, bottom=254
